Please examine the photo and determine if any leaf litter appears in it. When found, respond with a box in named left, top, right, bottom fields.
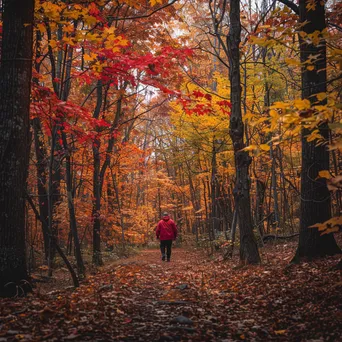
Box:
left=0, top=239, right=341, bottom=341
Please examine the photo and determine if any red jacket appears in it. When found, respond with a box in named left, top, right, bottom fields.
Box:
left=156, top=217, right=177, bottom=241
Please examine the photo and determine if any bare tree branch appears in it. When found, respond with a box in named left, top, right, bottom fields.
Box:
left=277, top=0, right=299, bottom=15
left=108, top=0, right=178, bottom=21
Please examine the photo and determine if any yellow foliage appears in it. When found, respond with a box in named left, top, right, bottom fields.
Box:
left=63, top=24, right=75, bottom=34
left=271, top=102, right=290, bottom=109
left=49, top=40, right=58, bottom=49
left=285, top=58, right=300, bottom=66
left=316, top=92, right=327, bottom=101
left=36, top=23, right=45, bottom=33
left=243, top=145, right=257, bottom=152
left=293, top=99, right=311, bottom=110
left=250, top=36, right=275, bottom=48
left=310, top=217, right=342, bottom=235
left=321, top=227, right=340, bottom=235
left=260, top=144, right=270, bottom=151
left=280, top=114, right=298, bottom=124
left=62, top=36, right=76, bottom=46
left=318, top=170, right=331, bottom=179
left=40, top=2, right=64, bottom=21
left=83, top=53, right=97, bottom=62
left=330, top=48, right=342, bottom=57
left=308, top=30, right=322, bottom=45
left=306, top=129, right=323, bottom=142
left=150, top=0, right=163, bottom=5
left=269, top=109, right=279, bottom=118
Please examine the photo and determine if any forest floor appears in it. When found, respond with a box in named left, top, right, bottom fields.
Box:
left=0, top=238, right=342, bottom=342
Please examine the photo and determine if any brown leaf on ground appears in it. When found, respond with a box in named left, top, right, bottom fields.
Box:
left=0, top=240, right=341, bottom=341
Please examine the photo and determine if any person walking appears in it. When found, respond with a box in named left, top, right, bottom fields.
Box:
left=156, top=212, right=177, bottom=262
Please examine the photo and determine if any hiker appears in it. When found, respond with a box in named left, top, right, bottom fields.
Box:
left=156, top=212, right=177, bottom=262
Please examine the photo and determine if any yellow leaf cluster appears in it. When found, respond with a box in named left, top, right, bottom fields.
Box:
left=40, top=2, right=64, bottom=21
left=309, top=217, right=342, bottom=235
left=249, top=36, right=275, bottom=48
left=293, top=99, right=310, bottom=110
left=49, top=39, right=58, bottom=49
left=243, top=144, right=270, bottom=155
left=150, top=0, right=163, bottom=6
left=318, top=170, right=331, bottom=179
left=284, top=58, right=300, bottom=67
left=83, top=52, right=97, bottom=62
left=260, top=144, right=270, bottom=151
left=306, top=129, right=324, bottom=142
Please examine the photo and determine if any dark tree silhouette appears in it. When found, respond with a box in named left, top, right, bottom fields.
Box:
left=0, top=0, right=35, bottom=297
left=293, top=0, right=341, bottom=260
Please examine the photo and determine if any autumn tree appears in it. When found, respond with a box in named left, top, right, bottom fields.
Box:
left=276, top=0, right=341, bottom=260
left=228, top=0, right=261, bottom=264
left=294, top=0, right=341, bottom=259
left=0, top=0, right=35, bottom=297
left=22, top=0, right=192, bottom=273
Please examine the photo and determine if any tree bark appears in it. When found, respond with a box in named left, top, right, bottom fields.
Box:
left=228, top=0, right=261, bottom=264
left=32, top=31, right=50, bottom=262
left=293, top=0, right=341, bottom=260
left=92, top=81, right=104, bottom=266
left=26, top=194, right=79, bottom=288
left=44, top=24, right=62, bottom=276
left=61, top=131, right=85, bottom=277
left=32, top=118, right=50, bottom=261
left=255, top=179, right=266, bottom=236
left=0, top=0, right=35, bottom=297
left=210, top=140, right=220, bottom=240
left=92, top=81, right=124, bottom=265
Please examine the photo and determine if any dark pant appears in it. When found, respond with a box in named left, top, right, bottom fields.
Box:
left=160, top=240, right=173, bottom=260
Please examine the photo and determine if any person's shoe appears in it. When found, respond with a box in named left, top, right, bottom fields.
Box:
left=167, top=259, right=170, bottom=262
left=162, top=256, right=165, bottom=261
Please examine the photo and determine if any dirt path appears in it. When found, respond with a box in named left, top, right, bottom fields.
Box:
left=97, top=248, right=218, bottom=341
left=0, top=245, right=341, bottom=341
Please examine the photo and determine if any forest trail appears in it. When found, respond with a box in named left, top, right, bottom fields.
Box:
left=0, top=244, right=341, bottom=341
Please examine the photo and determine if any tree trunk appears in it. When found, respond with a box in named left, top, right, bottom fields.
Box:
left=293, top=0, right=341, bottom=261
left=47, top=127, right=61, bottom=277
left=228, top=0, right=260, bottom=264
left=32, top=31, right=50, bottom=262
left=270, top=143, right=280, bottom=225
left=210, top=140, right=220, bottom=240
left=92, top=82, right=123, bottom=265
left=112, top=171, right=126, bottom=251
left=229, top=208, right=238, bottom=258
left=92, top=81, right=104, bottom=266
left=61, top=131, right=85, bottom=277
left=26, top=194, right=79, bottom=288
left=0, top=0, right=35, bottom=297
left=255, top=179, right=266, bottom=236
left=92, top=137, right=103, bottom=265
left=185, top=160, right=201, bottom=239
left=45, top=24, right=63, bottom=276
left=32, top=118, right=50, bottom=261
